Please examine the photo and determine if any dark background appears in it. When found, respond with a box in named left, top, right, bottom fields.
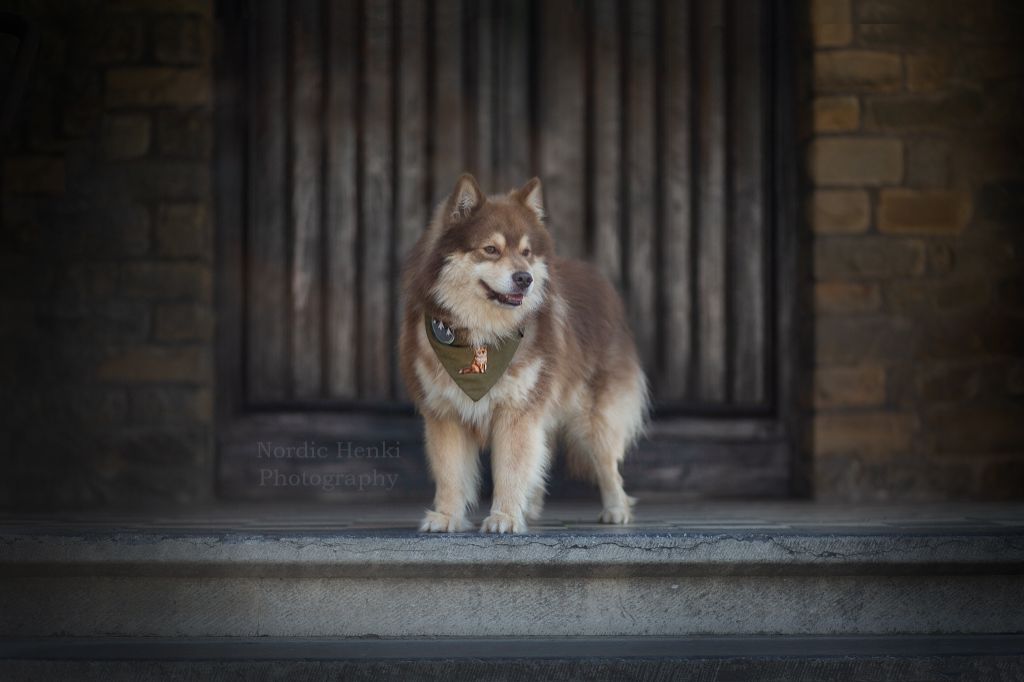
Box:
left=1, top=0, right=1023, bottom=511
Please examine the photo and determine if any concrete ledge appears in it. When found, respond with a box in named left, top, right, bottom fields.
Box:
left=4, top=573, right=1023, bottom=637
left=2, top=504, right=1022, bottom=637
left=4, top=530, right=1024, bottom=578
left=3, top=506, right=1024, bottom=578
left=5, top=658, right=1023, bottom=682
left=5, top=635, right=1024, bottom=659
left=2, top=637, right=1024, bottom=682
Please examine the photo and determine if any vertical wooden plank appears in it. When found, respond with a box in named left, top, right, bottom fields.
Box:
left=394, top=0, right=428, bottom=400
left=289, top=0, right=324, bottom=399
left=538, top=0, right=585, bottom=259
left=772, top=0, right=803, bottom=489
left=397, top=0, right=428, bottom=255
left=590, top=0, right=622, bottom=288
left=246, top=0, right=289, bottom=402
left=626, top=0, right=657, bottom=373
left=660, top=0, right=693, bottom=401
left=695, top=0, right=727, bottom=403
left=325, top=0, right=358, bottom=399
left=360, top=0, right=394, bottom=399
left=730, top=0, right=767, bottom=405
left=431, top=0, right=463, bottom=205
left=494, top=0, right=530, bottom=190
left=214, top=0, right=246, bottom=421
left=466, top=0, right=494, bottom=190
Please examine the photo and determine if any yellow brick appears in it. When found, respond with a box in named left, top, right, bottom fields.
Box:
left=3, top=157, right=65, bottom=194
left=814, top=412, right=915, bottom=458
left=809, top=138, right=903, bottom=186
left=808, top=190, right=871, bottom=233
left=814, top=281, right=882, bottom=314
left=106, top=68, right=210, bottom=107
left=814, top=51, right=903, bottom=93
left=878, top=190, right=972, bottom=235
left=106, top=0, right=212, bottom=17
left=811, top=0, right=851, bottom=24
left=811, top=0, right=852, bottom=46
left=97, top=346, right=209, bottom=383
left=813, top=96, right=860, bottom=132
left=906, top=53, right=953, bottom=92
left=814, top=366, right=887, bottom=408
left=814, top=23, right=853, bottom=47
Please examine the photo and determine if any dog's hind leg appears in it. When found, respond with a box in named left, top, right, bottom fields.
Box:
left=586, top=426, right=634, bottom=525
left=420, top=415, right=479, bottom=532
left=524, top=484, right=546, bottom=522
left=523, top=431, right=556, bottom=522
left=523, top=453, right=553, bottom=523
left=585, top=374, right=646, bottom=525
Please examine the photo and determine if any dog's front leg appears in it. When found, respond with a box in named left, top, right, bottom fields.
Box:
left=481, top=410, right=548, bottom=534
left=420, top=415, right=479, bottom=532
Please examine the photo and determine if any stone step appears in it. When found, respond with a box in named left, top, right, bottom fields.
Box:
left=3, top=635, right=1024, bottom=681
left=1, top=503, right=1023, bottom=638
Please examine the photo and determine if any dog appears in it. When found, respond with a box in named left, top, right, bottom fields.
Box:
left=400, top=174, right=648, bottom=533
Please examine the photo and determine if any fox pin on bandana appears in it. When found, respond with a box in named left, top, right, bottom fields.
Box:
left=424, top=315, right=522, bottom=401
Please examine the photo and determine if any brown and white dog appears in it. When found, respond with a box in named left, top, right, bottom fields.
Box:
left=400, top=174, right=648, bottom=533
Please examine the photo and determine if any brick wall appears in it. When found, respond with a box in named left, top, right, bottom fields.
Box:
left=0, top=0, right=214, bottom=507
left=807, top=0, right=1024, bottom=499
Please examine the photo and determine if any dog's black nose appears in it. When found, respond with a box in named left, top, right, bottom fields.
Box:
left=512, top=271, right=533, bottom=290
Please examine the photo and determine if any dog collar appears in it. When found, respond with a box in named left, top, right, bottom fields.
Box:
left=424, top=314, right=524, bottom=402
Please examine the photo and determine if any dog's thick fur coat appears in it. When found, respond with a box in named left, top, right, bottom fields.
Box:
left=400, top=174, right=648, bottom=533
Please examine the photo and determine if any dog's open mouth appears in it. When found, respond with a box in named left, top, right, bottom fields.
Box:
left=480, top=281, right=524, bottom=307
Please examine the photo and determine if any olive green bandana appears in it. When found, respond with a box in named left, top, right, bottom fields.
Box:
left=424, top=315, right=524, bottom=402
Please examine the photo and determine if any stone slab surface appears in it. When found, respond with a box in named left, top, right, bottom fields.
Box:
left=4, top=657, right=1023, bottom=682
left=5, top=634, right=1024, bottom=659
left=2, top=502, right=1023, bottom=578
left=1, top=503, right=1022, bottom=638
left=4, top=574, right=1023, bottom=637
left=3, top=636, right=1024, bottom=682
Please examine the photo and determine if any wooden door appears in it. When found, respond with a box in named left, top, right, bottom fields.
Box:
left=215, top=0, right=800, bottom=501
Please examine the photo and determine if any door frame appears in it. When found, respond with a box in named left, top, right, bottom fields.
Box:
left=212, top=0, right=806, bottom=501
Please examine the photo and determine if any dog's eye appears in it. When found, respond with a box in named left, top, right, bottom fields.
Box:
left=483, top=245, right=499, bottom=255
left=521, top=249, right=531, bottom=258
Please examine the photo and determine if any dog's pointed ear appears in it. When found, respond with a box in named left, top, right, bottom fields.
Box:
left=445, top=173, right=486, bottom=224
left=513, top=177, right=545, bottom=221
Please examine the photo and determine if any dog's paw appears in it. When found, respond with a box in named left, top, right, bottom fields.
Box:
left=480, top=511, right=526, bottom=534
left=419, top=510, right=472, bottom=533
left=599, top=505, right=633, bottom=525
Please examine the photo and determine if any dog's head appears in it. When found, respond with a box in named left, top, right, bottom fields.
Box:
left=418, top=174, right=553, bottom=336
